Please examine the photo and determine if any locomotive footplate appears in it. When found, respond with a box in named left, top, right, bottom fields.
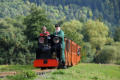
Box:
left=34, top=59, right=59, bottom=67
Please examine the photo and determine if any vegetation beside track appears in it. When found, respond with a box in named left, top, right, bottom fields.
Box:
left=0, top=65, right=36, bottom=72
left=0, top=63, right=120, bottom=80
left=37, top=63, right=120, bottom=80
left=0, top=65, right=37, bottom=80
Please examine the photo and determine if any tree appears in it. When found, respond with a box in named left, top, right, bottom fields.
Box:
left=24, top=4, right=53, bottom=41
left=114, top=27, right=120, bottom=41
left=24, top=4, right=54, bottom=53
left=0, top=18, right=30, bottom=64
left=94, top=45, right=117, bottom=64
left=112, top=42, right=120, bottom=64
left=0, top=0, right=30, bottom=18
left=62, top=20, right=83, bottom=44
left=83, top=19, right=109, bottom=49
left=82, top=42, right=96, bottom=63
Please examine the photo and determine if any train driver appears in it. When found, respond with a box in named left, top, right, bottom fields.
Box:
left=53, top=24, right=65, bottom=67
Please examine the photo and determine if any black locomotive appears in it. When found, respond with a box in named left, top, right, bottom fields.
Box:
left=34, top=35, right=63, bottom=68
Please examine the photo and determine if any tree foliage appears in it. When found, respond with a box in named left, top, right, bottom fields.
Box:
left=83, top=19, right=110, bottom=49
left=111, top=42, right=120, bottom=64
left=25, top=0, right=120, bottom=27
left=0, top=0, right=30, bottom=18
left=0, top=17, right=35, bottom=65
left=0, top=0, right=120, bottom=65
left=114, top=27, right=120, bottom=41
left=94, top=46, right=117, bottom=64
left=24, top=4, right=53, bottom=41
left=82, top=42, right=96, bottom=63
left=62, top=20, right=83, bottom=44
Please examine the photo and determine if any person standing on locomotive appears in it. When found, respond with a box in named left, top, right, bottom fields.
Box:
left=38, top=26, right=50, bottom=51
left=40, top=26, right=50, bottom=36
left=53, top=24, right=65, bottom=66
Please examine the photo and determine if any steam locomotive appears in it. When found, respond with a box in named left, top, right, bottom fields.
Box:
left=33, top=35, right=81, bottom=68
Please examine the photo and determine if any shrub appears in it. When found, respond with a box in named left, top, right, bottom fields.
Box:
left=112, top=42, right=120, bottom=65
left=94, top=46, right=117, bottom=64
left=81, top=42, right=96, bottom=63
left=6, top=70, right=37, bottom=80
left=24, top=70, right=37, bottom=79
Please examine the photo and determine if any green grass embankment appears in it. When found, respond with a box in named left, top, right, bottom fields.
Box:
left=37, top=63, right=120, bottom=80
left=0, top=63, right=120, bottom=80
left=0, top=65, right=36, bottom=72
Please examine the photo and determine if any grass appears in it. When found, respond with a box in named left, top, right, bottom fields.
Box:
left=0, top=65, right=37, bottom=80
left=0, top=63, right=120, bottom=80
left=0, top=65, right=36, bottom=72
left=37, top=63, right=120, bottom=80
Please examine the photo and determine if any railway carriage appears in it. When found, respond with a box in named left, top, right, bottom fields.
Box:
left=33, top=35, right=81, bottom=68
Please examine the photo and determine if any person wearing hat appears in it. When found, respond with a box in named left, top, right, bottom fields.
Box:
left=53, top=24, right=65, bottom=68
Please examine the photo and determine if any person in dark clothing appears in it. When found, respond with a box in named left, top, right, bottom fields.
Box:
left=53, top=24, right=66, bottom=68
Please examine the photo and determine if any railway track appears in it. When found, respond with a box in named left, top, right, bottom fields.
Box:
left=0, top=69, right=56, bottom=78
left=0, top=71, right=16, bottom=78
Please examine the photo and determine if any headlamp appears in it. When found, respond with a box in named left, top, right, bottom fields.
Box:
left=39, top=37, right=44, bottom=43
left=53, top=37, right=60, bottom=44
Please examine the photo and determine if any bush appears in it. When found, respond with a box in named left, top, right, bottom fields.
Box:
left=116, top=60, right=120, bottom=65
left=24, top=70, right=37, bottom=79
left=112, top=42, right=120, bottom=65
left=6, top=70, right=37, bottom=80
left=94, top=46, right=117, bottom=64
left=81, top=42, right=96, bottom=63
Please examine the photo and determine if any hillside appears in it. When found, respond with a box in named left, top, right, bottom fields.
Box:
left=0, top=0, right=120, bottom=65
left=26, top=0, right=120, bottom=27
left=0, top=0, right=120, bottom=27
